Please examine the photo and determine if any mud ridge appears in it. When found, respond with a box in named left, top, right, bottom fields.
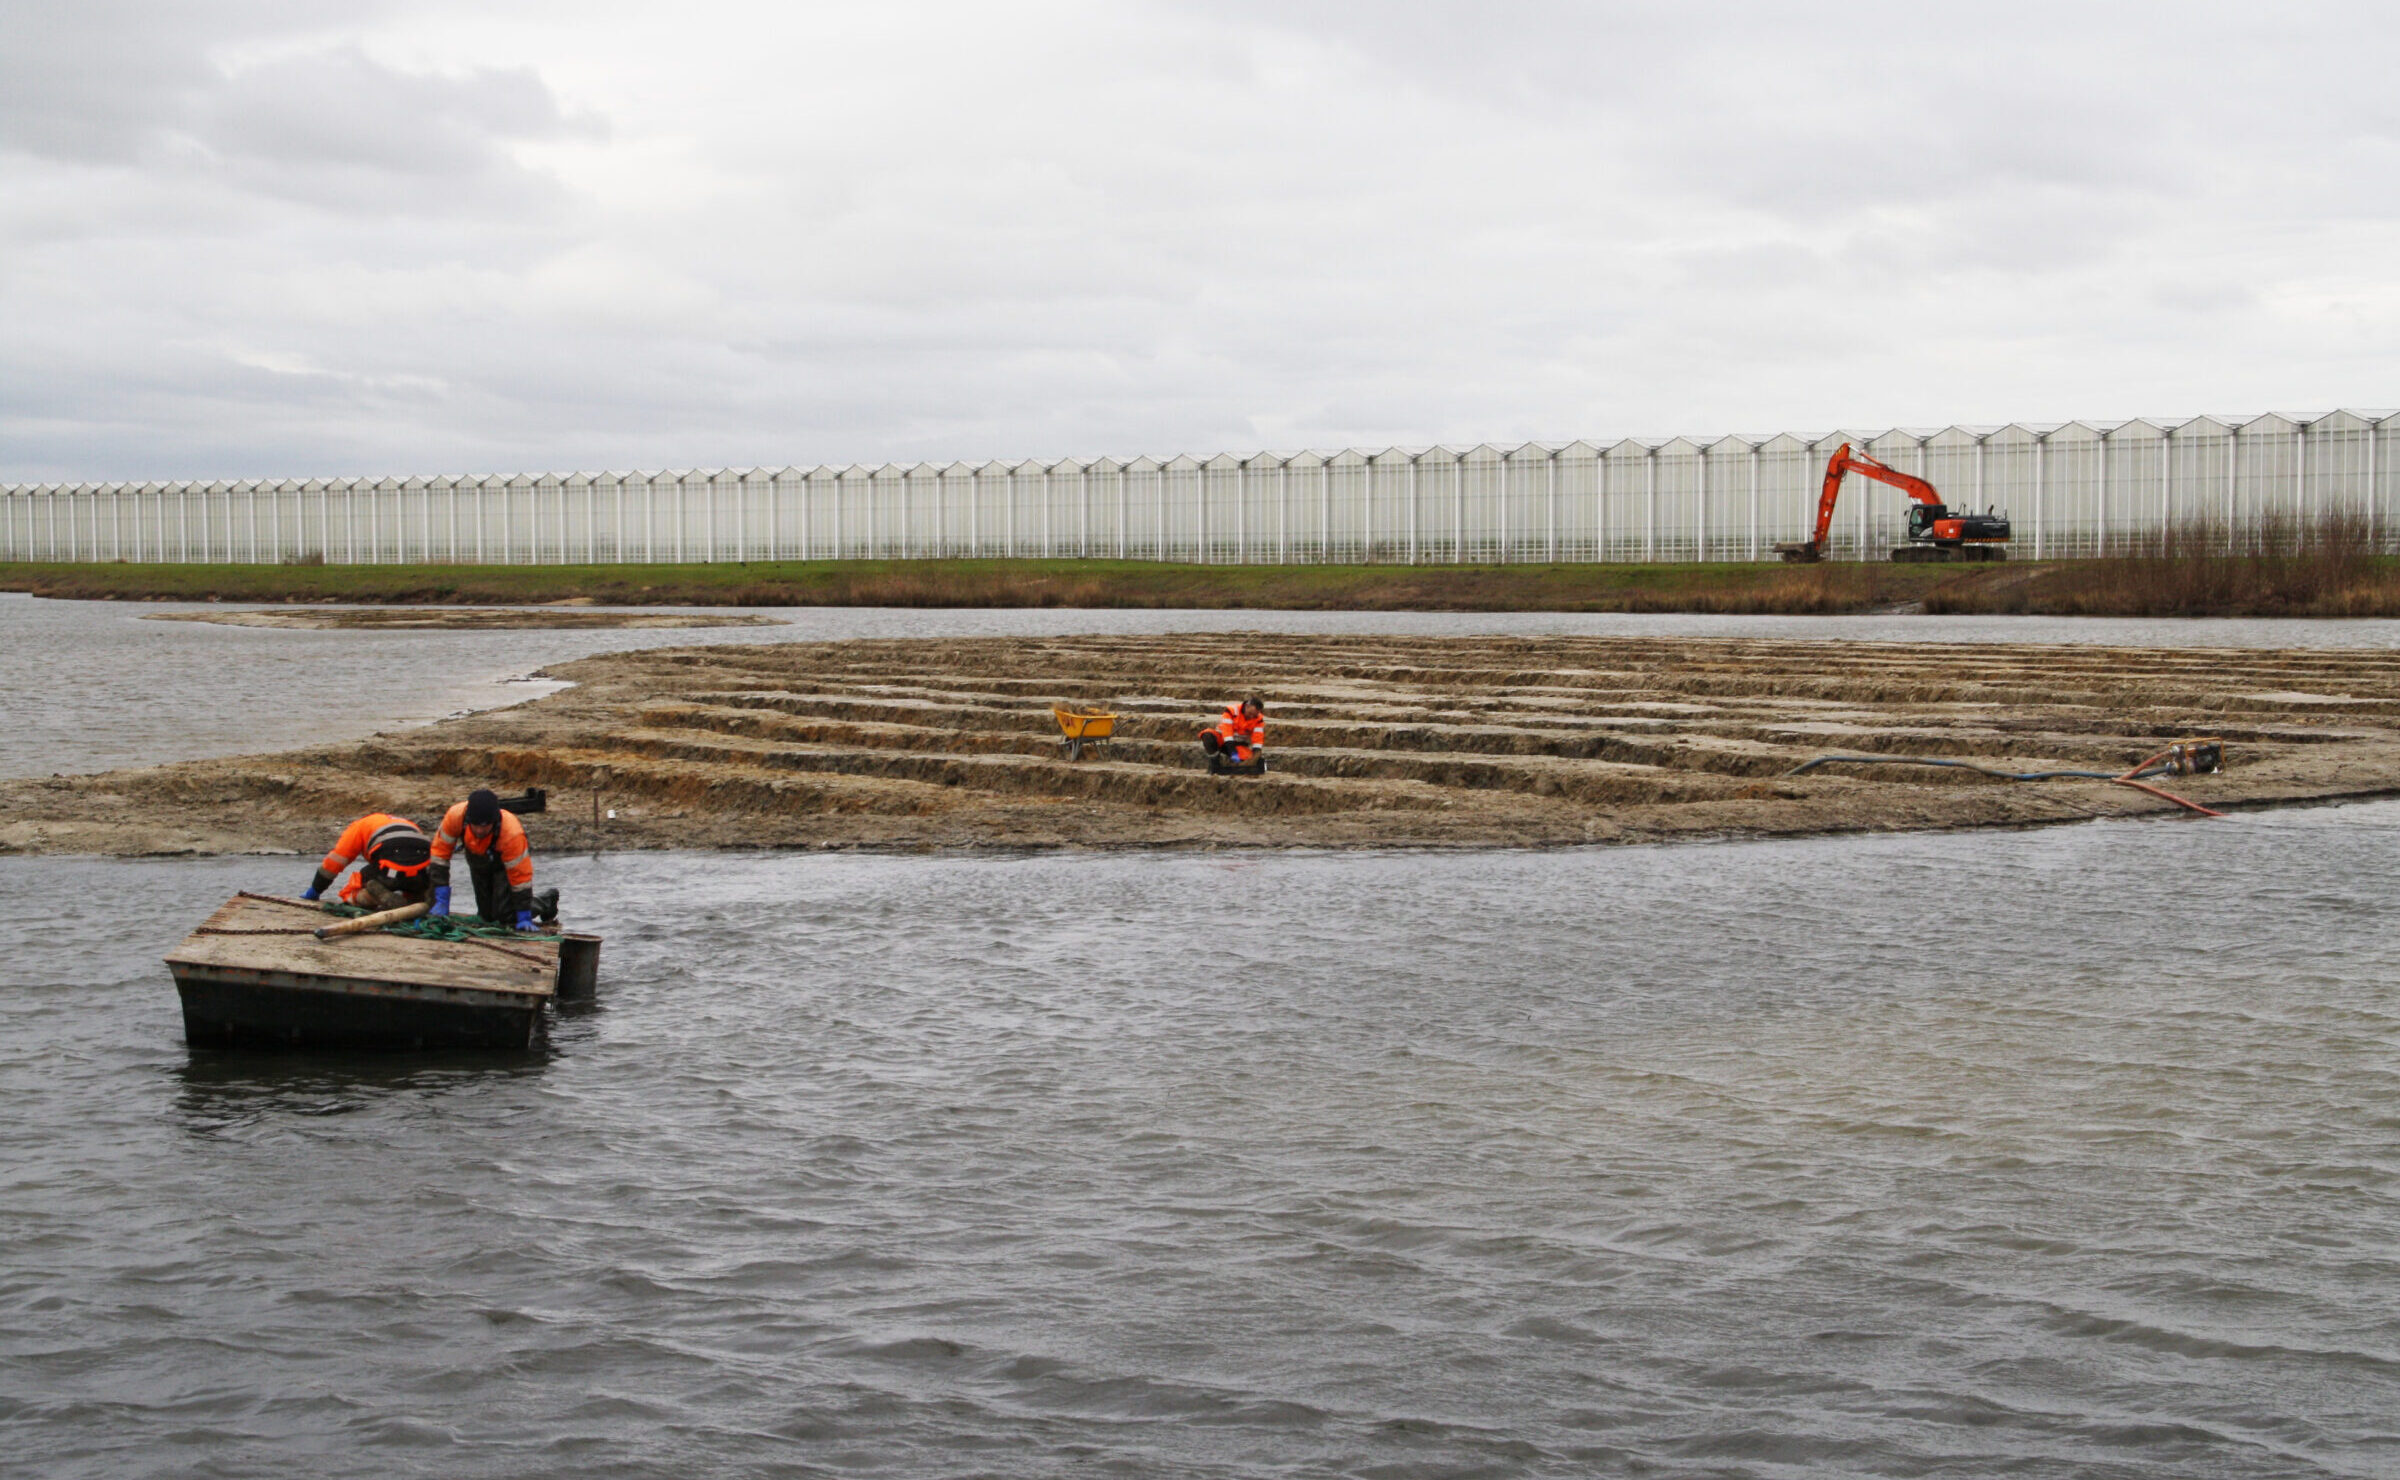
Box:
left=6, top=633, right=2398, bottom=856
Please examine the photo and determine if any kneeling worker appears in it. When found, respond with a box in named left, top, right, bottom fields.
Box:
left=1199, top=696, right=1267, bottom=775
left=302, top=813, right=435, bottom=910
left=429, top=789, right=547, bottom=930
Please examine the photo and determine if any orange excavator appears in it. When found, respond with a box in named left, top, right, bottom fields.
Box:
left=1774, top=443, right=2010, bottom=563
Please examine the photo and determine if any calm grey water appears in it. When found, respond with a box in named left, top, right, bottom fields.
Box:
left=14, top=592, right=2400, bottom=779
left=5, top=809, right=2398, bottom=1477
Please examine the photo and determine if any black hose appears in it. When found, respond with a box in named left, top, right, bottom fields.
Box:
left=1784, top=754, right=2170, bottom=782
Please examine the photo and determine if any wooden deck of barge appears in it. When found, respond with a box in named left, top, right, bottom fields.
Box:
left=165, top=893, right=596, bottom=1050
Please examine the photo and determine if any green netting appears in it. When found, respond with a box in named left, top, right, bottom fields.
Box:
left=389, top=915, right=533, bottom=942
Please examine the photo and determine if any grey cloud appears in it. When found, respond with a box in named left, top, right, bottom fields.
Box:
left=1184, top=0, right=2351, bottom=212
left=204, top=48, right=592, bottom=174
left=1, top=0, right=588, bottom=221
left=0, top=0, right=366, bottom=162
left=195, top=47, right=598, bottom=216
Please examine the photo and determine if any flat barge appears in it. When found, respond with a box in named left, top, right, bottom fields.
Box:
left=165, top=892, right=600, bottom=1051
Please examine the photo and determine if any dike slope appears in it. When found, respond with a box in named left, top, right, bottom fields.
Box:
left=8, top=634, right=2400, bottom=857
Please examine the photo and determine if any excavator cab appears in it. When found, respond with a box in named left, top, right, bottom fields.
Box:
left=1905, top=502, right=2014, bottom=544
left=1902, top=502, right=2010, bottom=558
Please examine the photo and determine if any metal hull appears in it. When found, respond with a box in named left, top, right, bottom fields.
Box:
left=171, top=963, right=543, bottom=1051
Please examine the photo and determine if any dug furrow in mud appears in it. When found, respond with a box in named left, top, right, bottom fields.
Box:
left=8, top=635, right=2400, bottom=856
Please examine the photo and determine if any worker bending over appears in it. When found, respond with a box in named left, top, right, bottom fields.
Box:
left=1199, top=696, right=1268, bottom=775
left=429, top=789, right=551, bottom=930
left=303, top=814, right=435, bottom=910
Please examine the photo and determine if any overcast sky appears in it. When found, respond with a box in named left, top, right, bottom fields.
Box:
left=4, top=0, right=2396, bottom=481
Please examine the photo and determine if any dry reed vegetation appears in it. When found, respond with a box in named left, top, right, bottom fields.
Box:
left=0, top=557, right=1946, bottom=612
left=9, top=515, right=2400, bottom=614
left=1925, top=511, right=2400, bottom=617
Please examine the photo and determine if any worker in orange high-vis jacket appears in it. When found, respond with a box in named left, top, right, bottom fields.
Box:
left=1198, top=696, right=1267, bottom=775
left=303, top=813, right=435, bottom=910
left=428, top=789, right=548, bottom=930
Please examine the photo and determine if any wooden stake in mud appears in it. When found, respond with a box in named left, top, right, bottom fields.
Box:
left=312, top=902, right=430, bottom=940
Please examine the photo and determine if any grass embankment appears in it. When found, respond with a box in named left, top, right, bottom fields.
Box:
left=9, top=516, right=2400, bottom=614
left=0, top=558, right=1955, bottom=613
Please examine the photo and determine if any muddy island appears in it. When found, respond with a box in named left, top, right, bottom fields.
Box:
left=7, top=634, right=2400, bottom=856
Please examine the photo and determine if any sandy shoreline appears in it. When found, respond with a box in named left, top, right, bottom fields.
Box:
left=7, top=633, right=2400, bottom=858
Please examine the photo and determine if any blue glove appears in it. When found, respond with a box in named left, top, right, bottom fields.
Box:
left=430, top=887, right=451, bottom=917
left=301, top=884, right=321, bottom=901
left=515, top=910, right=535, bottom=931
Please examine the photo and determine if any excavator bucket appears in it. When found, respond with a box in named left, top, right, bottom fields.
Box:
left=1773, top=541, right=1824, bottom=563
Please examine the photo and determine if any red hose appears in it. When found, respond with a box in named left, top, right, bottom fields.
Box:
left=2111, top=752, right=2222, bottom=818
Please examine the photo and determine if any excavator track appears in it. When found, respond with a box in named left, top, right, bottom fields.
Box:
left=1891, top=545, right=2007, bottom=563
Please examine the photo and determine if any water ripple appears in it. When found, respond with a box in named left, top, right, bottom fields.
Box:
left=7, top=808, right=2400, bottom=1474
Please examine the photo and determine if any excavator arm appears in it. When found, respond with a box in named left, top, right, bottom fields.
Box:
left=1807, top=444, right=1941, bottom=551
left=1779, top=442, right=1946, bottom=562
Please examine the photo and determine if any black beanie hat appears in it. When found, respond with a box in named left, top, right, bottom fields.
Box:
left=465, top=789, right=501, bottom=828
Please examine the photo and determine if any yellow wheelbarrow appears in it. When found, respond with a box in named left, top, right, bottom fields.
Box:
left=1053, top=705, right=1117, bottom=761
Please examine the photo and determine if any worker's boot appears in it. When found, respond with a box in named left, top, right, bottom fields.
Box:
left=532, top=888, right=560, bottom=924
